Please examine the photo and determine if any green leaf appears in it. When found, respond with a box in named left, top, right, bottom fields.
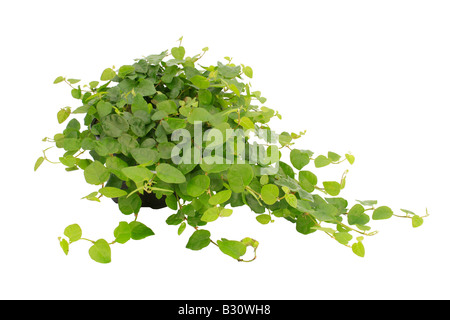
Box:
left=243, top=66, right=253, bottom=78
left=323, top=181, right=341, bottom=196
left=152, top=110, right=167, bottom=123
left=105, top=156, right=128, bottom=180
left=260, top=175, right=269, bottom=185
left=217, top=238, right=247, bottom=260
left=335, top=232, right=353, bottom=245
left=340, top=170, right=348, bottom=189
left=187, top=175, right=210, bottom=197
left=129, top=221, right=155, bottom=240
left=66, top=118, right=81, bottom=131
left=256, top=214, right=271, bottom=225
left=290, top=149, right=310, bottom=170
left=356, top=224, right=371, bottom=231
left=129, top=117, right=147, bottom=137
left=180, top=204, right=195, bottom=217
left=89, top=81, right=99, bottom=88
left=71, top=88, right=82, bottom=99
left=82, top=191, right=100, bottom=202
left=275, top=176, right=300, bottom=192
left=151, top=110, right=168, bottom=121
left=209, top=190, right=232, bottom=205
left=89, top=239, right=111, bottom=264
left=64, top=224, right=82, bottom=243
left=157, top=142, right=175, bottom=159
left=95, top=137, right=120, bottom=156
left=118, top=194, right=142, bottom=215
left=217, top=62, right=241, bottom=78
left=59, top=238, right=69, bottom=255
left=296, top=199, right=313, bottom=213
left=356, top=200, right=378, bottom=206
left=328, top=151, right=341, bottom=162
left=238, top=116, right=254, bottom=130
left=178, top=222, right=187, bottom=235
left=101, top=68, right=116, bottom=81
left=200, top=158, right=230, bottom=174
left=186, top=230, right=211, bottom=251
left=165, top=194, right=178, bottom=210
left=131, top=94, right=149, bottom=114
left=285, top=194, right=298, bottom=208
left=157, top=100, right=178, bottom=114
left=198, top=89, right=212, bottom=105
left=130, top=148, right=159, bottom=165
left=54, top=76, right=65, bottom=84
left=412, top=215, right=424, bottom=228
left=278, top=132, right=292, bottom=146
left=312, top=226, right=336, bottom=234
left=372, top=206, right=393, bottom=220
left=314, top=155, right=331, bottom=168
left=156, top=163, right=186, bottom=184
left=348, top=204, right=370, bottom=225
left=296, top=214, right=317, bottom=235
left=352, top=241, right=365, bottom=258
left=326, top=197, right=348, bottom=213
left=400, top=209, right=416, bottom=216
left=161, top=65, right=178, bottom=83
left=190, top=75, right=210, bottom=89
left=187, top=108, right=211, bottom=124
left=227, top=164, right=254, bottom=193
left=345, top=154, right=355, bottom=165
left=73, top=105, right=91, bottom=114
left=118, top=65, right=135, bottom=78
left=59, top=155, right=77, bottom=168
left=261, top=184, right=279, bottom=205
left=146, top=51, right=167, bottom=65
left=220, top=208, right=233, bottom=217
left=84, top=161, right=110, bottom=185
left=99, top=187, right=127, bottom=198
left=102, top=114, right=129, bottom=138
left=310, top=204, right=339, bottom=222
left=57, top=107, right=71, bottom=124
left=54, top=134, right=65, bottom=148
left=298, top=171, right=317, bottom=193
left=166, top=211, right=184, bottom=225
left=171, top=46, right=186, bottom=60
left=114, top=222, right=131, bottom=244
left=67, top=78, right=81, bottom=84
left=34, top=157, right=45, bottom=171
left=245, top=192, right=265, bottom=214
left=121, top=166, right=154, bottom=183
left=167, top=118, right=186, bottom=130
left=228, top=83, right=241, bottom=97
left=241, top=237, right=259, bottom=249
left=63, top=138, right=81, bottom=152
left=201, top=207, right=220, bottom=222
left=135, top=78, right=156, bottom=97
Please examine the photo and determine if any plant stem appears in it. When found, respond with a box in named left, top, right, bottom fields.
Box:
left=336, top=220, right=378, bottom=236
left=210, top=239, right=219, bottom=247
left=80, top=238, right=95, bottom=244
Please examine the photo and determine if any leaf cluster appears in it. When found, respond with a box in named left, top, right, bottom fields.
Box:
left=37, top=41, right=428, bottom=263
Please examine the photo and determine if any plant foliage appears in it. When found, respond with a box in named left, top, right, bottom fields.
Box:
left=37, top=39, right=428, bottom=263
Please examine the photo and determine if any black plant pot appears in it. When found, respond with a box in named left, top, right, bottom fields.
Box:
left=91, top=120, right=168, bottom=209
left=112, top=182, right=167, bottom=209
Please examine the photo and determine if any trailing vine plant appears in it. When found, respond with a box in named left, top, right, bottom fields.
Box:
left=35, top=38, right=428, bottom=263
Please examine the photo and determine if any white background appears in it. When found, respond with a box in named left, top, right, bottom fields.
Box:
left=1, top=0, right=449, bottom=300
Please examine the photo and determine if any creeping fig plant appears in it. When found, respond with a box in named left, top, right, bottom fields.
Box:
left=36, top=39, right=428, bottom=263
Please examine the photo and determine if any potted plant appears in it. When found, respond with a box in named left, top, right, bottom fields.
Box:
left=35, top=39, right=428, bottom=263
